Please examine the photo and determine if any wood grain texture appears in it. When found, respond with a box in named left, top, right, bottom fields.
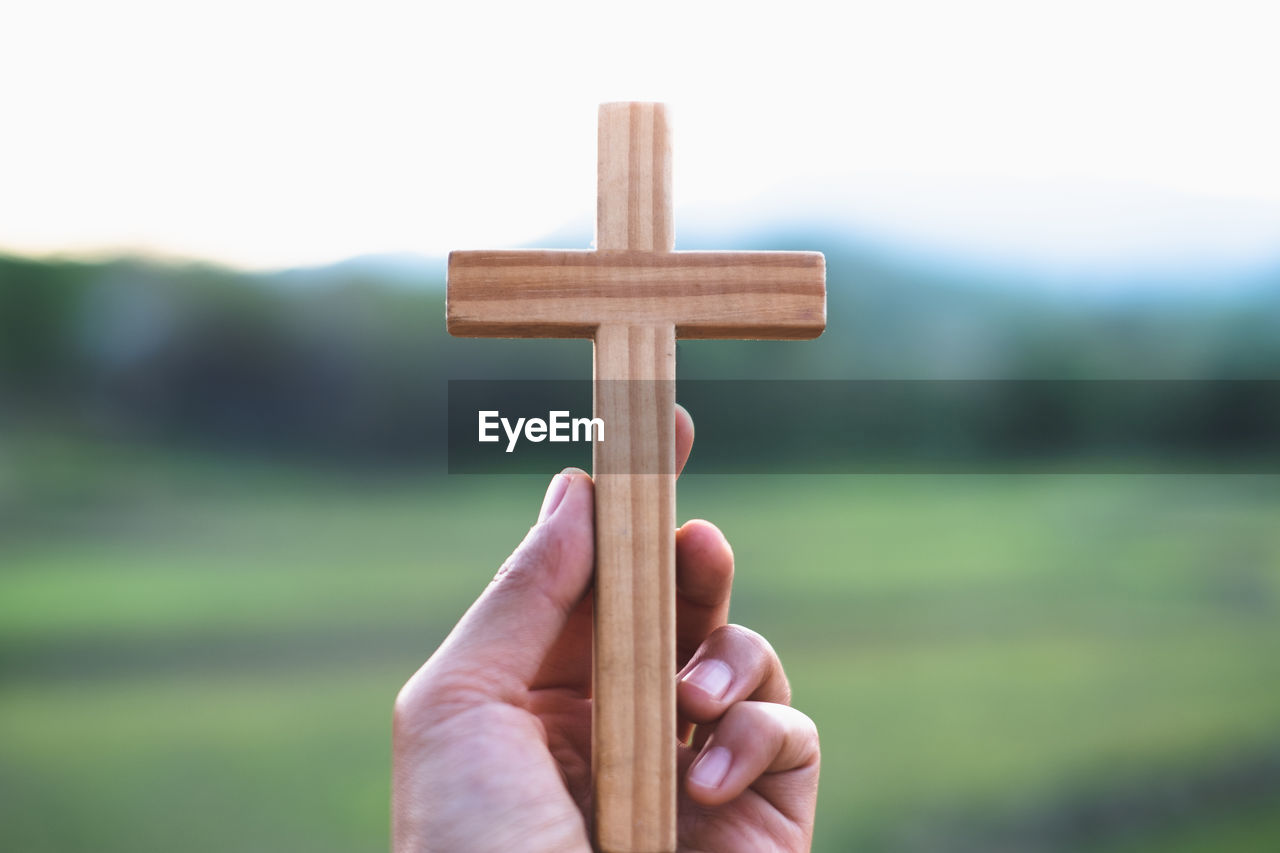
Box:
left=444, top=102, right=826, bottom=853
left=446, top=250, right=825, bottom=339
left=598, top=102, right=672, bottom=252
left=592, top=323, right=677, bottom=853
left=595, top=102, right=677, bottom=853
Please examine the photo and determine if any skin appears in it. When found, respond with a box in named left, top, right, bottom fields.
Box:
left=392, top=407, right=820, bottom=851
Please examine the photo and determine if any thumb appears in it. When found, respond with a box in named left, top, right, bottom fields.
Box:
left=426, top=468, right=595, bottom=701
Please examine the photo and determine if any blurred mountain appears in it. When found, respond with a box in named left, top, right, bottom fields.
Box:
left=531, top=177, right=1280, bottom=293
left=2, top=226, right=1278, bottom=461
left=719, top=176, right=1280, bottom=288
left=266, top=252, right=442, bottom=288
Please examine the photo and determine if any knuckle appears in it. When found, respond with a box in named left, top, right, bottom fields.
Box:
left=765, top=704, right=820, bottom=770
left=793, top=707, right=819, bottom=745
left=392, top=677, right=426, bottom=738
left=717, top=624, right=790, bottom=701
left=776, top=704, right=819, bottom=752
left=488, top=533, right=571, bottom=613
left=394, top=665, right=504, bottom=736
left=794, top=709, right=821, bottom=767
left=392, top=684, right=412, bottom=721
left=493, top=526, right=554, bottom=586
left=722, top=623, right=776, bottom=657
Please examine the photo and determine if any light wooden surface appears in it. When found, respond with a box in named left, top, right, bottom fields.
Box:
left=594, top=102, right=678, bottom=853
left=592, top=323, right=676, bottom=852
left=447, top=250, right=825, bottom=340
left=445, top=101, right=826, bottom=853
left=598, top=102, right=673, bottom=253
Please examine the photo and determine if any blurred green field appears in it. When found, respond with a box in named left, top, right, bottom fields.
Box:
left=2, top=433, right=1280, bottom=851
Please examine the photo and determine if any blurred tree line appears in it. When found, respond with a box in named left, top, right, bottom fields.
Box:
left=1, top=238, right=1278, bottom=466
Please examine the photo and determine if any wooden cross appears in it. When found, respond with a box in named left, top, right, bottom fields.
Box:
left=447, top=102, right=825, bottom=853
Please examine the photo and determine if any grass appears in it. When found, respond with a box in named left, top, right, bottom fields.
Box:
left=2, top=433, right=1279, bottom=851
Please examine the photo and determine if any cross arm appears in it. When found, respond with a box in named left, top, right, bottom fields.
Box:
left=446, top=249, right=825, bottom=340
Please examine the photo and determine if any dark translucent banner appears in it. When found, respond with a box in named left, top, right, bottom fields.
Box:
left=448, top=380, right=1280, bottom=474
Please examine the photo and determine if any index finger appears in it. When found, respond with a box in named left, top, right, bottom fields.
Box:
left=673, top=405, right=733, bottom=668
left=675, top=519, right=734, bottom=669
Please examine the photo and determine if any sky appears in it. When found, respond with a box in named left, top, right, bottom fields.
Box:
left=3, top=0, right=1279, bottom=275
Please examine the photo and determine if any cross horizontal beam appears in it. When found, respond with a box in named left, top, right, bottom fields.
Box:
left=447, top=249, right=825, bottom=340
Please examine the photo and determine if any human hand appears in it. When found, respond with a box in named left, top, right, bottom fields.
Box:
left=392, top=407, right=819, bottom=851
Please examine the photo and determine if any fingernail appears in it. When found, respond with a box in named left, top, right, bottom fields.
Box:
left=682, top=659, right=733, bottom=701
left=538, top=470, right=573, bottom=523
left=689, top=745, right=732, bottom=790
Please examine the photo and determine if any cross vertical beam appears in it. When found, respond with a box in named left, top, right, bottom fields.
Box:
left=597, top=101, right=673, bottom=253
left=592, top=103, right=677, bottom=852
